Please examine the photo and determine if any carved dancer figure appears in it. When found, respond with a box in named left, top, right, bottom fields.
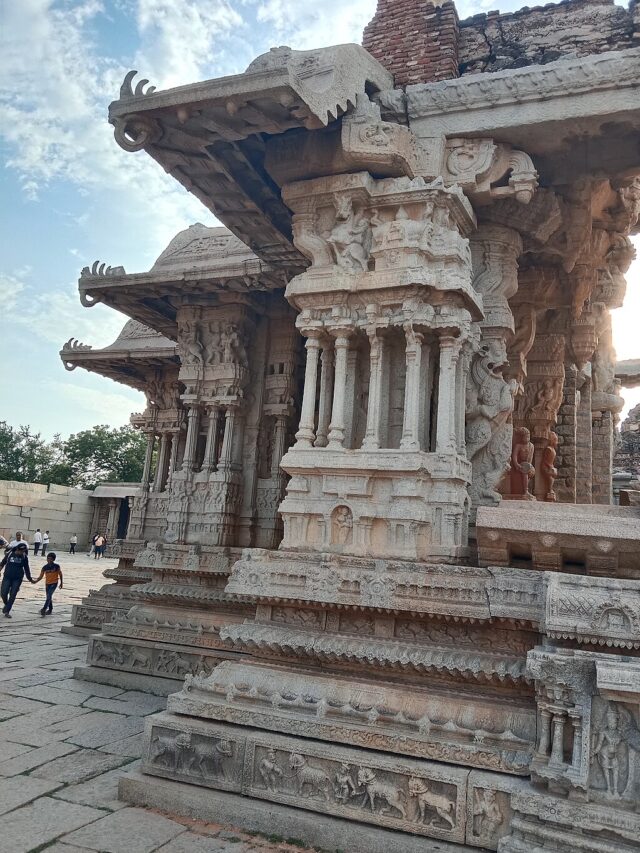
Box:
left=332, top=506, right=353, bottom=545
left=259, top=749, right=283, bottom=792
left=222, top=323, right=248, bottom=367
left=472, top=788, right=502, bottom=838
left=408, top=777, right=456, bottom=829
left=180, top=320, right=204, bottom=366
left=509, top=427, right=535, bottom=499
left=592, top=704, right=624, bottom=796
left=539, top=431, right=558, bottom=502
left=530, top=379, right=559, bottom=418
left=335, top=762, right=358, bottom=803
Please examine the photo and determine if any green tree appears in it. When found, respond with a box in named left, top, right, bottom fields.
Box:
left=0, top=422, right=51, bottom=483
left=62, top=424, right=148, bottom=489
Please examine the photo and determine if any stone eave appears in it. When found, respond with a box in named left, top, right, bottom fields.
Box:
left=107, top=45, right=392, bottom=270
left=59, top=342, right=178, bottom=392
left=616, top=358, right=640, bottom=388
left=77, top=262, right=286, bottom=339
left=402, top=48, right=640, bottom=180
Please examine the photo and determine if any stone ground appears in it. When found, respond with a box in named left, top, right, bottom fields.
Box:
left=0, top=553, right=321, bottom=853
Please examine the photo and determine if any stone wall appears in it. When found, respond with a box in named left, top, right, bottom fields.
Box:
left=459, top=0, right=637, bottom=75
left=0, top=480, right=95, bottom=550
left=362, top=0, right=639, bottom=84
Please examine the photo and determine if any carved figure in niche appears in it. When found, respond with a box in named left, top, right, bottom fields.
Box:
left=179, top=320, right=203, bottom=366
left=288, top=753, right=332, bottom=801
left=203, top=321, right=223, bottom=365
left=539, top=431, right=558, bottom=502
left=259, top=749, right=283, bottom=791
left=465, top=341, right=516, bottom=505
left=331, top=505, right=353, bottom=546
left=530, top=379, right=560, bottom=418
left=335, top=762, right=358, bottom=803
left=510, top=427, right=535, bottom=499
left=357, top=767, right=407, bottom=818
left=222, top=323, right=248, bottom=367
left=408, top=778, right=456, bottom=829
left=591, top=702, right=640, bottom=797
left=327, top=196, right=370, bottom=272
left=472, top=788, right=502, bottom=839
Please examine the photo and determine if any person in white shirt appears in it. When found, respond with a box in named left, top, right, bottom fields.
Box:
left=8, top=531, right=29, bottom=551
left=33, top=529, right=43, bottom=556
left=69, top=534, right=78, bottom=555
left=42, top=531, right=50, bottom=554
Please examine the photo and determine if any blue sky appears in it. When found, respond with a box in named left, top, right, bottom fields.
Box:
left=1, top=0, right=639, bottom=440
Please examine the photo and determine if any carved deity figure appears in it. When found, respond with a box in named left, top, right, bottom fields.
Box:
left=203, top=321, right=223, bottom=365
left=472, top=788, right=502, bottom=839
left=509, top=427, right=535, bottom=499
left=327, top=196, right=370, bottom=272
left=539, top=431, right=558, bottom=502
left=591, top=703, right=640, bottom=798
left=465, top=341, right=516, bottom=505
left=332, top=505, right=353, bottom=545
left=530, top=379, right=560, bottom=418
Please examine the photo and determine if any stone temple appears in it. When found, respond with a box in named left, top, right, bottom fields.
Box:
left=60, top=0, right=640, bottom=850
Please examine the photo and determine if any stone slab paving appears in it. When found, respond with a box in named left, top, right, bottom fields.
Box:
left=0, top=555, right=327, bottom=852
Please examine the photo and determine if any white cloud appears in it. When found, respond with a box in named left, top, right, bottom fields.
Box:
left=49, top=379, right=144, bottom=425
left=253, top=1, right=375, bottom=50
left=0, top=267, right=30, bottom=311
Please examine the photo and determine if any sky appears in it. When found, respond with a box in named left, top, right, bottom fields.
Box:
left=0, top=0, right=638, bottom=440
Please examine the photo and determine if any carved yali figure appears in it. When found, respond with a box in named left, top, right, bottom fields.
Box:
left=465, top=341, right=516, bottom=505
left=590, top=702, right=640, bottom=798
left=407, top=778, right=456, bottom=829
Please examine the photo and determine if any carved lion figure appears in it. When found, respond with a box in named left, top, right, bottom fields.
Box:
left=408, top=777, right=456, bottom=829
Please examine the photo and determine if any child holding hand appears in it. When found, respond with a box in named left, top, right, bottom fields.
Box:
left=33, top=552, right=63, bottom=616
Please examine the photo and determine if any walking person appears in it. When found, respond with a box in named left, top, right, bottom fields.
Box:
left=33, top=529, right=42, bottom=556
left=0, top=543, right=34, bottom=618
left=42, top=531, right=50, bottom=553
left=94, top=533, right=105, bottom=559
left=69, top=534, right=77, bottom=555
left=88, top=532, right=97, bottom=557
left=33, top=552, right=63, bottom=616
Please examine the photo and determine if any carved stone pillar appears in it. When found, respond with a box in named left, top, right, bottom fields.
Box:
left=576, top=371, right=593, bottom=503
left=554, top=364, right=578, bottom=503
left=314, top=344, right=334, bottom=448
left=271, top=414, right=288, bottom=478
left=182, top=405, right=200, bottom=472
left=436, top=336, right=460, bottom=453
left=106, top=498, right=118, bottom=540
left=327, top=330, right=352, bottom=449
left=141, top=431, right=156, bottom=488
left=153, top=432, right=170, bottom=491
left=219, top=406, right=237, bottom=471
left=168, top=431, right=180, bottom=480
left=362, top=330, right=385, bottom=450
left=400, top=326, right=424, bottom=450
left=202, top=404, right=222, bottom=473
left=549, top=709, right=566, bottom=766
left=295, top=335, right=322, bottom=447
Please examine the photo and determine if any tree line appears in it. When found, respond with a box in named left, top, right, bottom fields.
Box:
left=0, top=422, right=148, bottom=490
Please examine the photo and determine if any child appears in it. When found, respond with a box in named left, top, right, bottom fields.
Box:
left=33, top=552, right=63, bottom=616
left=0, top=542, right=33, bottom=617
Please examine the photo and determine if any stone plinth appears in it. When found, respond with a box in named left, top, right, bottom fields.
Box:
left=477, top=502, right=640, bottom=577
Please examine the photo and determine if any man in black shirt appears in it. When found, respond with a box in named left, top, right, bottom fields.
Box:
left=0, top=543, right=34, bottom=618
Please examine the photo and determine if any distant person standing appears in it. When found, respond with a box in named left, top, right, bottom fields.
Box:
left=42, top=531, right=50, bottom=553
left=33, top=552, right=63, bottom=616
left=94, top=533, right=105, bottom=559
left=69, top=534, right=77, bottom=555
left=33, top=529, right=43, bottom=556
left=0, top=542, right=34, bottom=617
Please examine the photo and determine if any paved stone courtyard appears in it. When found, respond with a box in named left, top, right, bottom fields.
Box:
left=0, top=555, right=319, bottom=853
